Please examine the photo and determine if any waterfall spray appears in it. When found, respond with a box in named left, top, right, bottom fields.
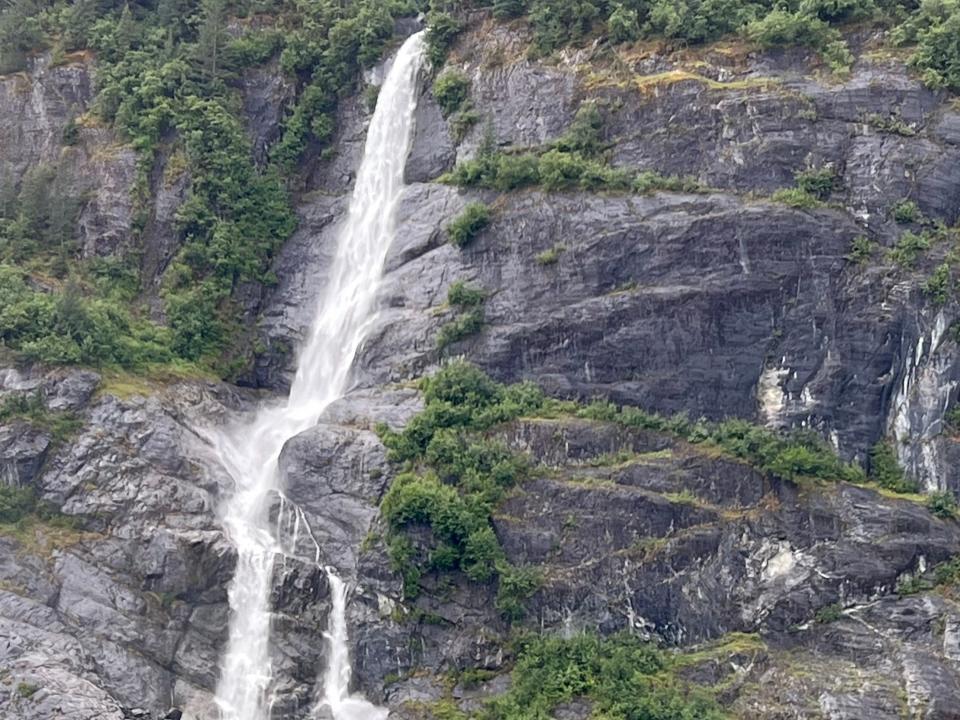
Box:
left=209, top=31, right=426, bottom=720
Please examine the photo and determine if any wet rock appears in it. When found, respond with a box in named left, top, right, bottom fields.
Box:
left=0, top=422, right=51, bottom=487
left=279, top=423, right=390, bottom=572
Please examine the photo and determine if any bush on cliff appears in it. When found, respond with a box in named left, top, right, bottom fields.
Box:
left=447, top=202, right=492, bottom=247
left=487, top=632, right=727, bottom=720
left=377, top=361, right=545, bottom=606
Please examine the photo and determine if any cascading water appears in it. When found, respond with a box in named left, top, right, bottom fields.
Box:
left=208, top=30, right=426, bottom=720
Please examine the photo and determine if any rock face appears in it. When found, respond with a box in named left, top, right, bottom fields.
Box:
left=3, top=12, right=960, bottom=720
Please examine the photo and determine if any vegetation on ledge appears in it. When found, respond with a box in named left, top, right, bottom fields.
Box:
left=485, top=632, right=727, bottom=720
left=375, top=361, right=942, bottom=623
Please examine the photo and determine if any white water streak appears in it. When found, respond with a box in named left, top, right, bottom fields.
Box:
left=210, top=31, right=426, bottom=720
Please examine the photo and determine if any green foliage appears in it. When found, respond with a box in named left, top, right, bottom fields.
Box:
left=426, top=10, right=465, bottom=67
left=934, top=554, right=960, bottom=588
left=869, top=440, right=919, bottom=493
left=646, top=0, right=762, bottom=44
left=927, top=490, right=958, bottom=518
left=895, top=0, right=960, bottom=91
left=272, top=1, right=409, bottom=165
left=864, top=112, right=917, bottom=136
left=449, top=107, right=481, bottom=142
left=528, top=0, right=603, bottom=55
left=438, top=280, right=487, bottom=349
left=745, top=9, right=853, bottom=71
left=538, top=149, right=633, bottom=191
left=437, top=309, right=485, bottom=349
left=433, top=70, right=471, bottom=116
left=924, top=262, right=952, bottom=305
left=0, top=467, right=79, bottom=528
left=486, top=632, right=726, bottom=720
left=536, top=244, right=566, bottom=265
left=378, top=361, right=546, bottom=608
left=447, top=280, right=486, bottom=307
left=0, top=485, right=38, bottom=524
left=794, top=166, right=838, bottom=199
left=633, top=171, right=703, bottom=194
left=608, top=4, right=641, bottom=43
left=494, top=0, right=528, bottom=19
left=0, top=164, right=83, bottom=267
left=495, top=563, right=542, bottom=619
left=773, top=164, right=845, bottom=209
left=814, top=602, right=844, bottom=623
left=553, top=101, right=605, bottom=156
left=892, top=198, right=922, bottom=224
left=443, top=147, right=700, bottom=196
left=945, top=402, right=960, bottom=433
left=0, top=391, right=82, bottom=442
left=847, top=235, right=876, bottom=263
left=447, top=202, right=492, bottom=247
left=579, top=401, right=867, bottom=484
left=0, top=265, right=174, bottom=369
left=16, top=682, right=39, bottom=699
left=0, top=0, right=45, bottom=73
left=887, top=230, right=933, bottom=267
left=771, top=187, right=822, bottom=209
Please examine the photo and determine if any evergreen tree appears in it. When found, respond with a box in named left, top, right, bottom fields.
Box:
left=196, top=0, right=228, bottom=82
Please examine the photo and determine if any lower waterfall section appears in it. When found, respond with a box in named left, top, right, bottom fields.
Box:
left=317, top=571, right=388, bottom=720
left=207, top=31, right=427, bottom=720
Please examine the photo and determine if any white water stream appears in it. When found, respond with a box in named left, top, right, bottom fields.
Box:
left=209, top=31, right=426, bottom=720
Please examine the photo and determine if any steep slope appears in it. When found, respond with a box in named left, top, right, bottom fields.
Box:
left=2, top=5, right=960, bottom=720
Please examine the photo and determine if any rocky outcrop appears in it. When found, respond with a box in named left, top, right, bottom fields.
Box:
left=348, top=416, right=960, bottom=718
left=0, top=372, right=245, bottom=720
left=4, top=12, right=960, bottom=720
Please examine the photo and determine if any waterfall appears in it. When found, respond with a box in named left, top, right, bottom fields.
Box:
left=209, top=30, right=426, bottom=720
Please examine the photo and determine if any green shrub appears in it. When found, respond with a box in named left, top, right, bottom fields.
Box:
left=771, top=187, right=822, bottom=209
left=495, top=563, right=542, bottom=620
left=378, top=362, right=544, bottom=605
left=847, top=235, right=877, bottom=263
left=887, top=230, right=933, bottom=267
left=924, top=262, right=952, bottom=305
left=864, top=112, right=917, bottom=136
left=487, top=633, right=726, bottom=720
left=15, top=682, right=39, bottom=699
left=447, top=202, right=491, bottom=248
left=529, top=0, right=603, bottom=55
left=494, top=0, right=528, bottom=19
left=945, top=403, right=960, bottom=433
left=633, top=171, right=703, bottom=194
left=536, top=244, right=566, bottom=265
left=892, top=199, right=922, bottom=224
left=492, top=154, right=542, bottom=190
left=896, top=0, right=960, bottom=91
left=553, top=101, right=604, bottom=156
left=795, top=166, right=838, bottom=199
left=815, top=602, right=844, bottom=623
left=437, top=309, right=485, bottom=349
left=869, top=440, right=919, bottom=493
left=426, top=11, right=464, bottom=67
left=449, top=107, right=480, bottom=142
left=745, top=9, right=852, bottom=71
left=433, top=70, right=471, bottom=117
left=538, top=150, right=632, bottom=192
left=0, top=485, right=37, bottom=524
left=0, top=266, right=174, bottom=369
left=934, top=555, right=960, bottom=587
left=927, top=490, right=958, bottom=518
left=646, top=0, right=760, bottom=44
left=0, top=392, right=82, bottom=442
left=447, top=280, right=486, bottom=307
left=578, top=402, right=867, bottom=485
left=607, top=5, right=641, bottom=43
